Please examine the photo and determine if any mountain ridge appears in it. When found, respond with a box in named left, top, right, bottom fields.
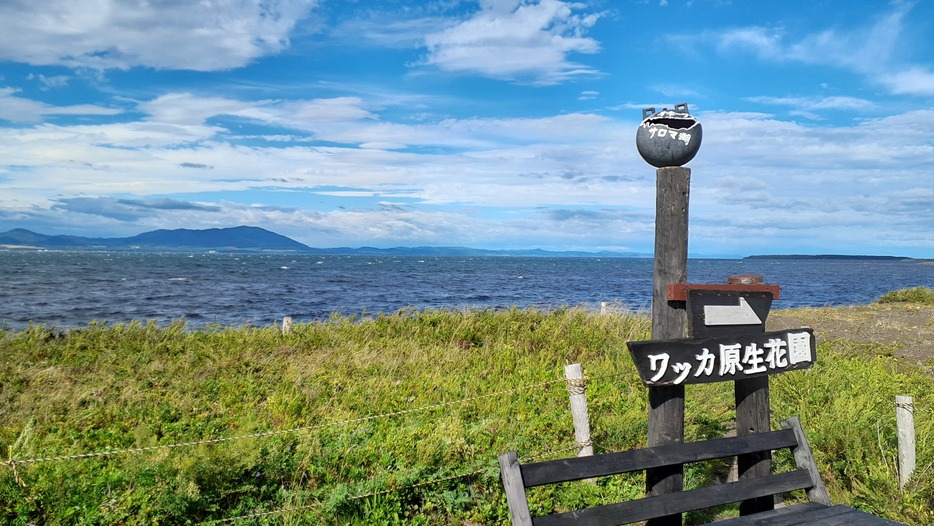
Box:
left=0, top=227, right=647, bottom=257
left=0, top=226, right=310, bottom=253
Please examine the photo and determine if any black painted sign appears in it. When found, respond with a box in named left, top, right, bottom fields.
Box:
left=627, top=328, right=816, bottom=386
left=686, top=289, right=773, bottom=339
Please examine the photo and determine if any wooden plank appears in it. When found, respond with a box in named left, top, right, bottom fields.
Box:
left=648, top=165, right=690, bottom=526
left=499, top=451, right=534, bottom=526
left=736, top=505, right=904, bottom=526
left=780, top=417, right=831, bottom=506
left=533, top=470, right=813, bottom=526
left=711, top=503, right=847, bottom=525
left=703, top=502, right=828, bottom=525
left=668, top=283, right=781, bottom=301
left=520, top=429, right=797, bottom=487
left=789, top=506, right=905, bottom=526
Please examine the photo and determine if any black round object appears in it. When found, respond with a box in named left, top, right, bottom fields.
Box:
left=636, top=103, right=702, bottom=168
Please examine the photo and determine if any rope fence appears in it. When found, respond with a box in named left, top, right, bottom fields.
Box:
left=1, top=364, right=631, bottom=522
left=200, top=444, right=586, bottom=526
left=5, top=375, right=586, bottom=467
left=2, top=364, right=927, bottom=523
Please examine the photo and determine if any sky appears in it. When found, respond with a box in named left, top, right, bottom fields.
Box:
left=1, top=1, right=933, bottom=258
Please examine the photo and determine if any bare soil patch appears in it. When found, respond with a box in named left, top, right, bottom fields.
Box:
left=768, top=303, right=934, bottom=366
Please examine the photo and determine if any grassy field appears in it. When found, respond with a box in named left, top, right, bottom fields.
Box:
left=1, top=294, right=932, bottom=525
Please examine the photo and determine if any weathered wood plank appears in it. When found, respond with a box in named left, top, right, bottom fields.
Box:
left=669, top=283, right=781, bottom=302
left=780, top=417, right=831, bottom=506
left=701, top=502, right=829, bottom=526
left=519, top=429, right=797, bottom=487
left=648, top=165, right=690, bottom=526
left=499, top=451, right=533, bottom=526
left=711, top=503, right=849, bottom=525
left=533, top=470, right=813, bottom=526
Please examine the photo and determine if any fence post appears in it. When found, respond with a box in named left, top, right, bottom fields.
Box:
left=565, top=363, right=593, bottom=458
left=896, top=395, right=915, bottom=489
left=282, top=316, right=293, bottom=335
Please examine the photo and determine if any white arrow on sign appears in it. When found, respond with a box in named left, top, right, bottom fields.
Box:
left=704, top=297, right=762, bottom=326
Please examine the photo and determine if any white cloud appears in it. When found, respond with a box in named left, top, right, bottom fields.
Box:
left=0, top=87, right=122, bottom=122
left=422, top=0, right=604, bottom=85
left=715, top=27, right=783, bottom=59
left=3, top=86, right=934, bottom=254
left=0, top=0, right=316, bottom=71
left=878, top=67, right=934, bottom=96
left=746, top=95, right=875, bottom=114
left=695, top=3, right=934, bottom=98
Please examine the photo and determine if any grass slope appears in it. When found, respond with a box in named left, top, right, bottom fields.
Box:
left=1, top=300, right=931, bottom=525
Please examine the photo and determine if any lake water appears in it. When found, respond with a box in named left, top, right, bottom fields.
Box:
left=2, top=251, right=933, bottom=331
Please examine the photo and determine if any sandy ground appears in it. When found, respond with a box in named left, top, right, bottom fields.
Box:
left=767, top=303, right=934, bottom=368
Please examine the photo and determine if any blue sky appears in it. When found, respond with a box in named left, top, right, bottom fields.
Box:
left=1, top=1, right=933, bottom=257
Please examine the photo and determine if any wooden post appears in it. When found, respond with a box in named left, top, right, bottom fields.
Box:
left=647, top=166, right=689, bottom=526
left=498, top=451, right=533, bottom=526
left=683, top=279, right=776, bottom=516
left=729, top=275, right=773, bottom=516
left=735, top=375, right=772, bottom=514
left=896, top=395, right=916, bottom=489
left=565, top=363, right=593, bottom=458
left=282, top=316, right=293, bottom=335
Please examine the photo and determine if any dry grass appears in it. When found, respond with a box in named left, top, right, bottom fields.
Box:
left=769, top=303, right=934, bottom=367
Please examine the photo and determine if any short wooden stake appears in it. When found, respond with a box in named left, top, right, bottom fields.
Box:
left=896, top=395, right=916, bottom=489
left=282, top=316, right=293, bottom=335
left=565, top=363, right=593, bottom=458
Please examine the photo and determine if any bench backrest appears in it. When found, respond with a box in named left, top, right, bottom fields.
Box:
left=498, top=416, right=830, bottom=526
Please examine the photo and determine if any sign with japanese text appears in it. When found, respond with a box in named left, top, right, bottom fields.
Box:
left=627, top=328, right=816, bottom=387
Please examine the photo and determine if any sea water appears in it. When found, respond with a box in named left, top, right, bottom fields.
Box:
left=2, top=251, right=933, bottom=330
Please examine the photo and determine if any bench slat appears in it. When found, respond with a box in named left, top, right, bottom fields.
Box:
left=532, top=469, right=814, bottom=526
left=708, top=502, right=833, bottom=525
left=521, top=429, right=797, bottom=487
left=712, top=503, right=903, bottom=526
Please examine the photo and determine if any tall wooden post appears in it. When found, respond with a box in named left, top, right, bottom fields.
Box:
left=647, top=166, right=689, bottom=526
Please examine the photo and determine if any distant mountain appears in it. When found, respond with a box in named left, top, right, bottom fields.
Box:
left=0, top=226, right=312, bottom=253
left=0, top=226, right=648, bottom=257
left=122, top=226, right=311, bottom=252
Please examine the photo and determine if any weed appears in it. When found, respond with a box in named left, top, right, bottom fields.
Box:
left=0, top=307, right=931, bottom=524
left=878, top=287, right=934, bottom=305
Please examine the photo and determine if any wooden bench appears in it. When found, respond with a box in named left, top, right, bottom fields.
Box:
left=499, top=416, right=904, bottom=526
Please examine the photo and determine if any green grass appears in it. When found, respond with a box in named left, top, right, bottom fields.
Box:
left=1, top=307, right=931, bottom=525
left=877, top=286, right=934, bottom=305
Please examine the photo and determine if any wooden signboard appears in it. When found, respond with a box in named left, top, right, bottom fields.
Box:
left=627, top=328, right=816, bottom=387
left=686, top=290, right=773, bottom=339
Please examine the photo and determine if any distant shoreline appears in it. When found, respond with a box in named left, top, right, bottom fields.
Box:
left=745, top=254, right=915, bottom=261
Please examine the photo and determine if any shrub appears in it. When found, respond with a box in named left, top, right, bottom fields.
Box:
left=877, top=287, right=934, bottom=305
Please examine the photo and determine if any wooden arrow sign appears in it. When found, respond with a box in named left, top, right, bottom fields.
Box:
left=704, top=297, right=762, bottom=325
left=686, top=289, right=774, bottom=339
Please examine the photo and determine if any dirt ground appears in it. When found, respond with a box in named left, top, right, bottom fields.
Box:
left=767, top=303, right=934, bottom=369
